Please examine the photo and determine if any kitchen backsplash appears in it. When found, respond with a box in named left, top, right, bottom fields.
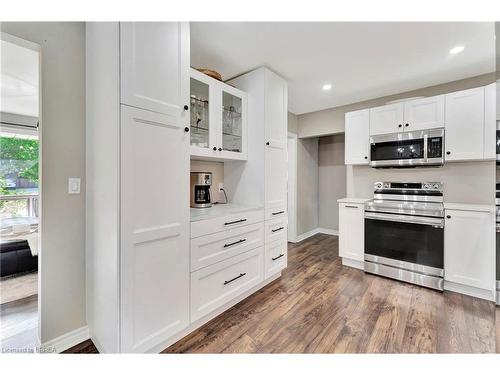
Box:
left=347, top=160, right=495, bottom=205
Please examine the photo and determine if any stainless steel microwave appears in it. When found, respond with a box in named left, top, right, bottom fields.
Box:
left=369, top=128, right=444, bottom=168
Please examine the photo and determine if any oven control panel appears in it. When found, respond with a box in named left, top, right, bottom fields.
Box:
left=374, top=181, right=442, bottom=191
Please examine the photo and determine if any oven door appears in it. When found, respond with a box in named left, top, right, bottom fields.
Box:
left=364, top=212, right=444, bottom=271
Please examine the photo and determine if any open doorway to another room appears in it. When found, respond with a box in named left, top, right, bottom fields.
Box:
left=0, top=32, right=41, bottom=352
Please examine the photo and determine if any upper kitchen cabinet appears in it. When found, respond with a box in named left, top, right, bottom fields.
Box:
left=402, top=95, right=444, bottom=131
left=369, top=102, right=404, bottom=136
left=189, top=68, right=248, bottom=161
left=345, top=109, right=370, bottom=165
left=445, top=87, right=485, bottom=162
left=120, top=22, right=189, bottom=116
left=369, top=95, right=444, bottom=136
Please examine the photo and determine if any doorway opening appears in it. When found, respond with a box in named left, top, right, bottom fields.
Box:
left=287, top=132, right=297, bottom=242
left=0, top=32, right=41, bottom=352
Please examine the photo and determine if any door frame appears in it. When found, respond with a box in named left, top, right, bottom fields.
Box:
left=287, top=132, right=298, bottom=242
left=1, top=32, right=43, bottom=346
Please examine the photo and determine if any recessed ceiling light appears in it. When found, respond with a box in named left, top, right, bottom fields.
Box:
left=449, top=45, right=465, bottom=55
left=322, top=83, right=332, bottom=91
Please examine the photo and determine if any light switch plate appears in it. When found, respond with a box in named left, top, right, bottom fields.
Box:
left=68, top=178, right=81, bottom=194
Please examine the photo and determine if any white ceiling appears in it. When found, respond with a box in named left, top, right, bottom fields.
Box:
left=191, top=22, right=495, bottom=115
left=0, top=39, right=39, bottom=117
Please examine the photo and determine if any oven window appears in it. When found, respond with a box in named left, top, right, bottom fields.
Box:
left=496, top=130, right=500, bottom=155
left=365, top=218, right=443, bottom=269
left=371, top=139, right=424, bottom=161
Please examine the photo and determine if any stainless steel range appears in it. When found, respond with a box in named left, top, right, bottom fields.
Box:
left=364, top=181, right=445, bottom=291
left=496, top=183, right=500, bottom=304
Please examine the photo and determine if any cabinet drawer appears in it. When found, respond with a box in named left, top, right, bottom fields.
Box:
left=190, top=247, right=264, bottom=322
left=264, top=216, right=288, bottom=243
left=191, top=222, right=264, bottom=271
left=191, top=209, right=264, bottom=238
left=265, top=206, right=286, bottom=220
left=265, top=239, right=287, bottom=278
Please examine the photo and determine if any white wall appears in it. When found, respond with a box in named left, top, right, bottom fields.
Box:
left=1, top=22, right=87, bottom=343
left=318, top=135, right=346, bottom=231
left=296, top=137, right=319, bottom=235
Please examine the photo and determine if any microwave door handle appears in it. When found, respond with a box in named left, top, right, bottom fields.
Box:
left=365, top=212, right=444, bottom=227
left=423, top=133, right=428, bottom=162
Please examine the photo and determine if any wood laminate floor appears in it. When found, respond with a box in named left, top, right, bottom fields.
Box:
left=66, top=234, right=497, bottom=354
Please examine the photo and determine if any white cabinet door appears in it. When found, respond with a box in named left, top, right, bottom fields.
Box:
left=265, top=70, right=287, bottom=216
left=369, top=103, right=404, bottom=136
left=120, top=22, right=189, bottom=116
left=345, top=109, right=370, bottom=165
left=445, top=87, right=485, bottom=161
left=496, top=80, right=500, bottom=120
left=120, top=108, right=190, bottom=350
left=403, top=95, right=444, bottom=131
left=338, top=203, right=364, bottom=262
left=484, top=83, right=496, bottom=160
left=444, top=209, right=495, bottom=292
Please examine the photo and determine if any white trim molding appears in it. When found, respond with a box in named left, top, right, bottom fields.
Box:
left=41, top=325, right=90, bottom=353
left=444, top=281, right=496, bottom=302
left=288, top=227, right=338, bottom=243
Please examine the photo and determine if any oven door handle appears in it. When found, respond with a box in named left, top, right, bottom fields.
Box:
left=365, top=211, right=444, bottom=227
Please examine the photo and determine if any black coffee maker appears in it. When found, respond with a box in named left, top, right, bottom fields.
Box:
left=190, top=172, right=213, bottom=208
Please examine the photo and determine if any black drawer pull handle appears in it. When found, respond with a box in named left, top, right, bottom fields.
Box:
left=224, top=272, right=246, bottom=285
left=224, top=219, right=247, bottom=225
left=272, top=254, right=284, bottom=261
left=271, top=226, right=284, bottom=233
left=223, top=239, right=246, bottom=248
left=272, top=211, right=285, bottom=216
left=345, top=205, right=358, bottom=209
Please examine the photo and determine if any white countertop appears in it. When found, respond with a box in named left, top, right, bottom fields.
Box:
left=337, top=197, right=371, bottom=204
left=443, top=202, right=496, bottom=213
left=190, top=204, right=264, bottom=222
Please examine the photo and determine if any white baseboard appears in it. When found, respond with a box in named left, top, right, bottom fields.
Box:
left=41, top=325, right=90, bottom=353
left=444, top=281, right=496, bottom=302
left=289, top=227, right=338, bottom=243
left=342, top=258, right=364, bottom=270
left=317, top=228, right=339, bottom=236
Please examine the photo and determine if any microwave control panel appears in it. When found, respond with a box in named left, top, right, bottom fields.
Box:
left=427, top=137, right=443, bottom=158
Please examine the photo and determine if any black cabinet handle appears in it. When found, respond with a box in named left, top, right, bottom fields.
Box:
left=184, top=105, right=189, bottom=110
left=272, top=254, right=284, bottom=261
left=224, top=272, right=246, bottom=285
left=405, top=123, right=409, bottom=127
left=223, top=239, right=246, bottom=248
left=271, top=226, right=284, bottom=233
left=218, top=147, right=222, bottom=151
left=266, top=141, right=270, bottom=146
left=345, top=205, right=358, bottom=209
left=213, top=146, right=217, bottom=151
left=184, top=127, right=189, bottom=132
left=446, top=151, right=451, bottom=155
left=364, top=156, right=368, bottom=159
left=398, top=124, right=402, bottom=128
left=272, top=210, right=285, bottom=216
left=446, top=215, right=451, bottom=219
left=224, top=218, right=247, bottom=226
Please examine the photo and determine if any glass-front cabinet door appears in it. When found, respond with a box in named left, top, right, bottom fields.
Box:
left=190, top=73, right=211, bottom=150
left=189, top=68, right=247, bottom=161
left=220, top=86, right=246, bottom=158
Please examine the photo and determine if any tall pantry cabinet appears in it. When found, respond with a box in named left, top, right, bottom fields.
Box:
left=86, top=22, right=190, bottom=353
left=226, top=68, right=289, bottom=279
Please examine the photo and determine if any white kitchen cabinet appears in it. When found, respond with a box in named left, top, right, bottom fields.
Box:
left=120, top=105, right=190, bottom=353
left=345, top=109, right=370, bottom=165
left=444, top=206, right=495, bottom=300
left=189, top=68, right=248, bottom=161
left=402, top=95, right=444, bottom=132
left=264, top=70, right=288, bottom=218
left=265, top=237, right=288, bottom=278
left=445, top=87, right=485, bottom=161
left=120, top=22, right=189, bottom=116
left=338, top=202, right=365, bottom=265
left=369, top=95, right=444, bottom=136
left=86, top=22, right=191, bottom=353
left=369, top=103, right=404, bottom=136
left=484, top=82, right=496, bottom=159
left=496, top=80, right=500, bottom=120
